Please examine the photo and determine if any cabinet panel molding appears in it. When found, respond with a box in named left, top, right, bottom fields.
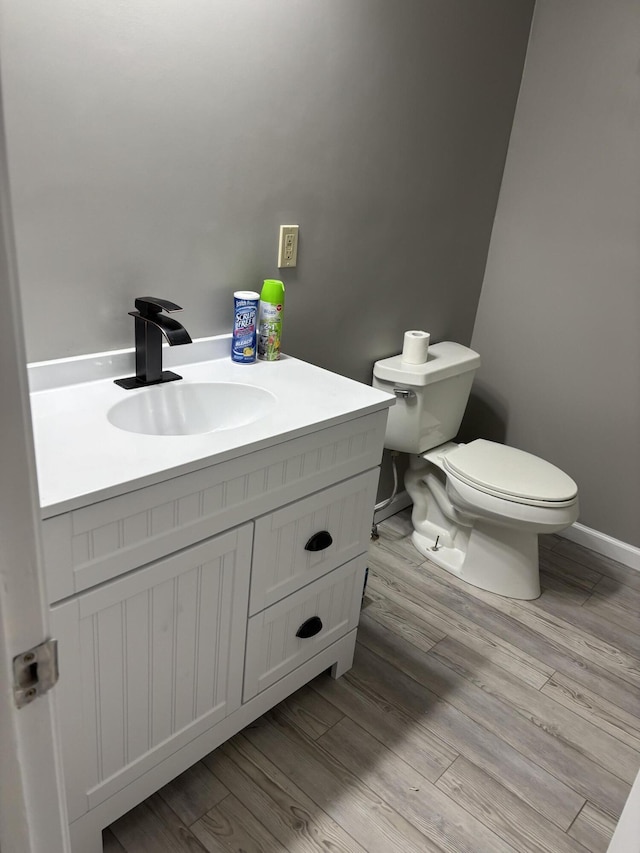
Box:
left=43, top=411, right=386, bottom=603
left=55, top=524, right=252, bottom=813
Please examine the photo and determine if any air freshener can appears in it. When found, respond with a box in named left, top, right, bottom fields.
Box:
left=257, top=279, right=285, bottom=361
left=231, top=291, right=260, bottom=363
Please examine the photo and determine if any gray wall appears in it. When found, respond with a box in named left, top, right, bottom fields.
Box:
left=1, top=0, right=532, bottom=385
left=468, top=0, right=640, bottom=546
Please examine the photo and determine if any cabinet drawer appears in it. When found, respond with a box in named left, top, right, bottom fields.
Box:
left=249, top=469, right=378, bottom=615
left=243, top=554, right=366, bottom=702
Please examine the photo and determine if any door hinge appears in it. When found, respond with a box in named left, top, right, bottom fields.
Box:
left=13, top=638, right=59, bottom=709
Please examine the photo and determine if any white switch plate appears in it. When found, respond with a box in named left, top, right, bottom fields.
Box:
left=278, top=225, right=299, bottom=268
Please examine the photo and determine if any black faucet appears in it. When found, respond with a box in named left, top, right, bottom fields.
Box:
left=114, top=297, right=193, bottom=390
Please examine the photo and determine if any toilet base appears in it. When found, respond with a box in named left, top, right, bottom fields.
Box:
left=411, top=520, right=541, bottom=600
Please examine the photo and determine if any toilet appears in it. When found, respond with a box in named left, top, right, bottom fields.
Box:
left=372, top=341, right=578, bottom=600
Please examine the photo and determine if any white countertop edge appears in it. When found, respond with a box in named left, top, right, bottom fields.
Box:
left=30, top=337, right=394, bottom=518
left=38, top=403, right=388, bottom=519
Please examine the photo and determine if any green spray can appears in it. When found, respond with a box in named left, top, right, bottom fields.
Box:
left=257, top=279, right=285, bottom=361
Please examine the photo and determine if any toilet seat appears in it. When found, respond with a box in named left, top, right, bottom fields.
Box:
left=442, top=439, right=578, bottom=508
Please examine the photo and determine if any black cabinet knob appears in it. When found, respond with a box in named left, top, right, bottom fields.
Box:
left=304, top=531, right=333, bottom=552
left=295, top=616, right=323, bottom=639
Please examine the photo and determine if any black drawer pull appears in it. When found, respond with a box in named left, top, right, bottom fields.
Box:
left=296, top=616, right=323, bottom=639
left=304, top=531, right=333, bottom=552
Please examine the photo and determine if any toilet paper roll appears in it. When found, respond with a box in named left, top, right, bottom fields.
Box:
left=401, top=330, right=430, bottom=364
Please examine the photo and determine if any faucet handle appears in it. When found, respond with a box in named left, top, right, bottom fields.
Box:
left=135, top=296, right=183, bottom=316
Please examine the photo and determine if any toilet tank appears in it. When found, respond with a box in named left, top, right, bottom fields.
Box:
left=372, top=342, right=481, bottom=454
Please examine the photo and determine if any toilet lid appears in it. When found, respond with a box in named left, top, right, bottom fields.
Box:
left=443, top=439, right=578, bottom=503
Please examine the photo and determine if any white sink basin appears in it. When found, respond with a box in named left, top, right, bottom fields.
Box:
left=108, top=381, right=277, bottom=436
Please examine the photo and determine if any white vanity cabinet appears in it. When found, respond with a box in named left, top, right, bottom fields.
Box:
left=42, top=409, right=387, bottom=853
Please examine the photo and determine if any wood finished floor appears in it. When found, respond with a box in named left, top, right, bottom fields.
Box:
left=104, top=510, right=640, bottom=853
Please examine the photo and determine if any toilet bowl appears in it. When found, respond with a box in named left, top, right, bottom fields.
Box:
left=372, top=342, right=579, bottom=600
left=406, top=440, right=578, bottom=599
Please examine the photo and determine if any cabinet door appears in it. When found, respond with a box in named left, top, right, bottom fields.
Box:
left=250, top=469, right=378, bottom=614
left=51, top=524, right=251, bottom=819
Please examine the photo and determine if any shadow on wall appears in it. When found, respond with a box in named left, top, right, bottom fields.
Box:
left=457, top=383, right=508, bottom=445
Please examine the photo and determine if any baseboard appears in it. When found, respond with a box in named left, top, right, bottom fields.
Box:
left=558, top=522, right=640, bottom=573
left=374, top=490, right=412, bottom=525
left=377, top=496, right=640, bottom=574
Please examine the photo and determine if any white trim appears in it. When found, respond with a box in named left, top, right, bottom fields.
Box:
left=0, top=67, right=70, bottom=853
left=374, top=490, right=412, bottom=524
left=558, top=522, right=640, bottom=573
left=607, top=767, right=640, bottom=852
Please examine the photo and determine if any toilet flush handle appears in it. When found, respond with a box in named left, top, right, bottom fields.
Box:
left=393, top=387, right=416, bottom=400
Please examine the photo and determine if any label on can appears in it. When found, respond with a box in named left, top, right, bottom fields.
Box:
left=257, top=301, right=283, bottom=361
left=232, top=295, right=259, bottom=363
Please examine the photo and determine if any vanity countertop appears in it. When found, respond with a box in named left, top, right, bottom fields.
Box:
left=29, top=336, right=394, bottom=518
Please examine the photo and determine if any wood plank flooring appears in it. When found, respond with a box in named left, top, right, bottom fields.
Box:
left=105, top=510, right=640, bottom=852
